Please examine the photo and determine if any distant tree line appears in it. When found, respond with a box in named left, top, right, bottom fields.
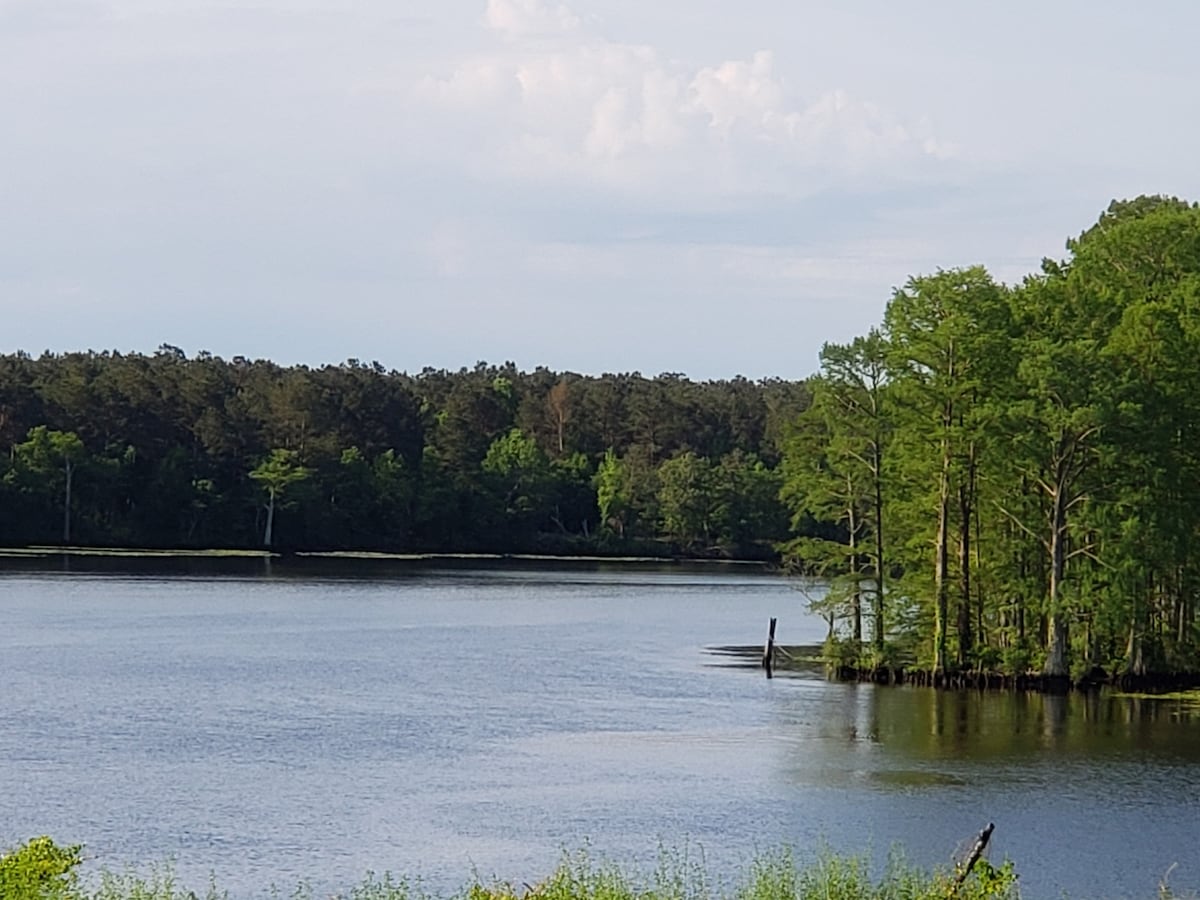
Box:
left=0, top=352, right=806, bottom=558
left=5, top=194, right=1200, bottom=680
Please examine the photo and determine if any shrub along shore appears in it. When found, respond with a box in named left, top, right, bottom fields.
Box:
left=8, top=833, right=1200, bottom=900
left=0, top=835, right=1024, bottom=900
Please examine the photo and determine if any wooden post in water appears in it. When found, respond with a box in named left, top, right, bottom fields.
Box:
left=762, top=617, right=777, bottom=679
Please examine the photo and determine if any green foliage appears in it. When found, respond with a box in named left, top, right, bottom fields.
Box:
left=778, top=196, right=1200, bottom=678
left=249, top=448, right=314, bottom=546
left=482, top=428, right=557, bottom=537
left=735, top=850, right=799, bottom=900
left=483, top=429, right=548, bottom=481
left=6, top=426, right=87, bottom=542
left=595, top=448, right=630, bottom=539
left=91, top=863, right=229, bottom=900
left=958, top=859, right=1019, bottom=900
left=249, top=449, right=313, bottom=498
left=822, top=633, right=864, bottom=667
left=713, top=451, right=788, bottom=555
left=0, top=836, right=82, bottom=900
left=346, top=872, right=418, bottom=900
left=0, top=838, right=1055, bottom=900
left=0, top=352, right=806, bottom=555
left=656, top=452, right=718, bottom=551
left=733, top=847, right=1019, bottom=900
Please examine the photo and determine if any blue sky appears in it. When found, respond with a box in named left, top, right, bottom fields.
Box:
left=4, top=0, right=1199, bottom=380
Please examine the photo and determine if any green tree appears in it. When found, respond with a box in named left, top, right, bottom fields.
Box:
left=482, top=428, right=554, bottom=535
left=779, top=404, right=868, bottom=641
left=330, top=446, right=414, bottom=548
left=9, top=426, right=85, bottom=543
left=885, top=267, right=1008, bottom=671
left=249, top=449, right=312, bottom=547
left=785, top=332, right=891, bottom=650
left=712, top=450, right=786, bottom=557
left=656, top=451, right=717, bottom=552
left=1033, top=196, right=1200, bottom=675
left=595, top=448, right=631, bottom=539
left=547, top=451, right=596, bottom=537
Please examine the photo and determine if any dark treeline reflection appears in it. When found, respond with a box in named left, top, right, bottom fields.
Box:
left=778, top=684, right=1200, bottom=763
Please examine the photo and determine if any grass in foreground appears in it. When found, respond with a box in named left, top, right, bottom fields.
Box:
left=5, top=834, right=1189, bottom=900
left=0, top=837, right=1019, bottom=900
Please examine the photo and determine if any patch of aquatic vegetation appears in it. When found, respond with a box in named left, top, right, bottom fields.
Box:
left=0, top=546, right=273, bottom=558
left=869, top=769, right=969, bottom=788
left=1111, top=689, right=1200, bottom=706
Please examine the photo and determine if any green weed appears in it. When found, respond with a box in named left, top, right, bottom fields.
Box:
left=0, top=836, right=83, bottom=900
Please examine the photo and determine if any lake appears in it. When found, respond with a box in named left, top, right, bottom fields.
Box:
left=2, top=556, right=1198, bottom=899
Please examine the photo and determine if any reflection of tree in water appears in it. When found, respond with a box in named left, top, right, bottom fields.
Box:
left=1040, top=693, right=1069, bottom=746
left=820, top=687, right=1200, bottom=763
left=765, top=680, right=1200, bottom=797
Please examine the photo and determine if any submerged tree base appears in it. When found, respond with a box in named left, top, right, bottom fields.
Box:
left=831, top=663, right=1200, bottom=694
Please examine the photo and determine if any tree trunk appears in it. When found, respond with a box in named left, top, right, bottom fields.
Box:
left=848, top=488, right=862, bottom=645
left=1126, top=603, right=1145, bottom=676
left=1044, top=474, right=1069, bottom=677
left=933, top=400, right=952, bottom=673
left=1175, top=572, right=1187, bottom=650
left=62, top=459, right=73, bottom=544
left=974, top=484, right=985, bottom=647
left=872, top=439, right=885, bottom=654
left=956, top=479, right=973, bottom=667
left=934, top=465, right=950, bottom=673
left=263, top=489, right=276, bottom=547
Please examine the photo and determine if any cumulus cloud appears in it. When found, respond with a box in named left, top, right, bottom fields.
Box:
left=484, top=0, right=579, bottom=38
left=411, top=0, right=949, bottom=195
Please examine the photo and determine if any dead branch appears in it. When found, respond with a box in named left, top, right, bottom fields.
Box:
left=950, top=823, right=995, bottom=895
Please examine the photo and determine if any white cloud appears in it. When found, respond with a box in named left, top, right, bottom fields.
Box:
left=412, top=0, right=948, bottom=195
left=688, top=50, right=784, bottom=136
left=484, top=0, right=579, bottom=38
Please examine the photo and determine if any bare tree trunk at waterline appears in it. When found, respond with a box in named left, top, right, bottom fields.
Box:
left=62, top=459, right=73, bottom=544
left=1044, top=485, right=1069, bottom=677
left=263, top=489, right=276, bottom=547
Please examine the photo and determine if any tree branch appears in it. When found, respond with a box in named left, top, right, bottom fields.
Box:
left=993, top=501, right=1050, bottom=553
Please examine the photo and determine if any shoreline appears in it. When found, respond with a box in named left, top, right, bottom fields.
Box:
left=0, top=545, right=772, bottom=566
left=711, top=644, right=1200, bottom=695
left=833, top=662, right=1200, bottom=695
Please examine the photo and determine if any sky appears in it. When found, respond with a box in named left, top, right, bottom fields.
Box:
left=4, top=0, right=1200, bottom=381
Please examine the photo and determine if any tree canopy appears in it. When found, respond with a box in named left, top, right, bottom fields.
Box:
left=0, top=353, right=799, bottom=557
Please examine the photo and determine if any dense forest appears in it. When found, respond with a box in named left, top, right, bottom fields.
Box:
left=5, top=195, right=1200, bottom=679
left=0, top=350, right=808, bottom=558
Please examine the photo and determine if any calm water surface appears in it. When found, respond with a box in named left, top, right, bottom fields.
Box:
left=2, top=558, right=1199, bottom=899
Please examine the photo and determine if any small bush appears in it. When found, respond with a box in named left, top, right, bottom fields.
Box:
left=91, top=862, right=231, bottom=900
left=0, top=836, right=83, bottom=900
left=1000, top=646, right=1032, bottom=675
left=822, top=635, right=864, bottom=667
left=346, top=871, right=417, bottom=900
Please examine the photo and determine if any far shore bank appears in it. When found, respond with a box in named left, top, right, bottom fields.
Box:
left=0, top=545, right=773, bottom=567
